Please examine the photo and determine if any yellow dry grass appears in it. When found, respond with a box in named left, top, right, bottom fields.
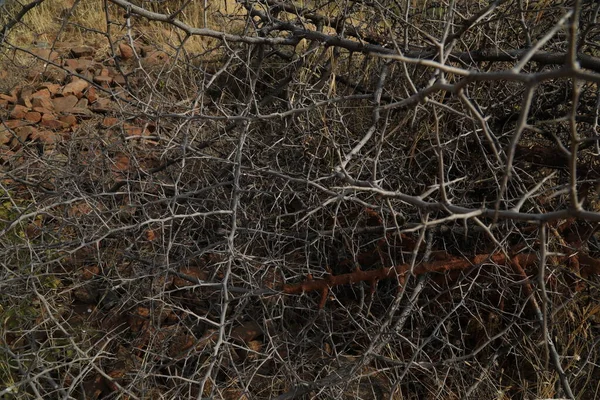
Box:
left=3, top=0, right=240, bottom=54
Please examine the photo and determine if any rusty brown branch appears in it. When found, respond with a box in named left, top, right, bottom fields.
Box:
left=283, top=250, right=599, bottom=300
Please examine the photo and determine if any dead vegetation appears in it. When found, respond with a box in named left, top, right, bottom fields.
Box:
left=1, top=0, right=600, bottom=399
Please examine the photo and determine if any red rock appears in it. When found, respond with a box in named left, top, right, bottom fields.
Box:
left=0, top=148, right=16, bottom=163
left=124, top=123, right=142, bottom=136
left=10, top=86, right=21, bottom=98
left=20, top=86, right=34, bottom=97
left=70, top=107, right=92, bottom=117
left=32, top=48, right=60, bottom=62
left=80, top=265, right=100, bottom=280
left=31, top=95, right=54, bottom=111
left=70, top=45, right=95, bottom=58
left=63, top=79, right=89, bottom=97
left=32, top=88, right=51, bottom=99
left=113, top=74, right=126, bottom=86
left=52, top=95, right=78, bottom=113
left=59, top=114, right=77, bottom=127
left=14, top=125, right=35, bottom=142
left=11, top=126, right=35, bottom=150
left=22, top=98, right=33, bottom=108
left=0, top=127, right=12, bottom=145
left=33, top=107, right=54, bottom=115
left=80, top=71, right=94, bottom=82
left=42, top=66, right=68, bottom=83
left=4, top=119, right=28, bottom=129
left=75, top=98, right=88, bottom=109
left=25, top=112, right=42, bottom=123
left=119, top=43, right=134, bottom=59
left=112, top=153, right=130, bottom=172
left=19, top=87, right=34, bottom=108
left=40, top=114, right=67, bottom=130
left=0, top=99, right=8, bottom=109
left=101, top=117, right=119, bottom=128
left=10, top=105, right=30, bottom=119
left=38, top=82, right=61, bottom=95
left=93, top=75, right=112, bottom=86
left=0, top=93, right=18, bottom=104
left=144, top=50, right=169, bottom=66
left=31, top=129, right=61, bottom=144
left=140, top=46, right=154, bottom=57
left=64, top=58, right=79, bottom=72
left=63, top=58, right=94, bottom=73
left=86, top=86, right=97, bottom=103
left=90, top=97, right=112, bottom=113
left=27, top=68, right=43, bottom=81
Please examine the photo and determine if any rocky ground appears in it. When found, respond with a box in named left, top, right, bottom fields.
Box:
left=0, top=42, right=169, bottom=164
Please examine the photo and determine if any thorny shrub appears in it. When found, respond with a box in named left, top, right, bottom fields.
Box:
left=1, top=0, right=600, bottom=399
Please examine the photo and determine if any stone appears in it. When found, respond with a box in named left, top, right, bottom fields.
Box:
left=4, top=119, right=28, bottom=129
left=19, top=86, right=34, bottom=108
left=31, top=129, right=61, bottom=144
left=32, top=48, right=60, bottom=62
left=42, top=66, right=68, bottom=83
left=11, top=126, right=35, bottom=150
left=10, top=105, right=30, bottom=119
left=72, top=287, right=97, bottom=303
left=78, top=70, right=94, bottom=82
left=70, top=45, right=95, bottom=58
left=0, top=148, right=16, bottom=164
left=113, top=74, right=126, bottom=86
left=101, top=117, right=119, bottom=128
left=80, top=265, right=100, bottom=280
left=27, top=68, right=43, bottom=81
left=38, top=82, right=61, bottom=95
left=63, top=79, right=89, bottom=97
left=0, top=93, right=18, bottom=104
left=144, top=50, right=169, bottom=66
left=32, top=106, right=54, bottom=115
left=64, top=58, right=79, bottom=72
left=86, top=86, right=97, bottom=103
left=76, top=97, right=89, bottom=108
left=64, top=58, right=94, bottom=73
left=52, top=95, right=78, bottom=113
left=0, top=127, right=12, bottom=145
left=119, top=43, right=134, bottom=60
left=124, top=123, right=143, bottom=136
left=172, top=267, right=208, bottom=288
left=69, top=107, right=93, bottom=117
left=93, top=75, right=112, bottom=87
left=112, top=153, right=129, bottom=172
left=14, top=125, right=35, bottom=142
left=10, top=86, right=21, bottom=99
left=31, top=95, right=54, bottom=111
left=32, top=88, right=51, bottom=99
left=24, top=112, right=42, bottom=123
left=140, top=46, right=155, bottom=57
left=40, top=114, right=68, bottom=130
left=59, top=114, right=77, bottom=127
left=89, top=97, right=112, bottom=113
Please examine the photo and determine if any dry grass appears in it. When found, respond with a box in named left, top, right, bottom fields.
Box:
left=2, top=1, right=600, bottom=399
left=2, top=0, right=240, bottom=53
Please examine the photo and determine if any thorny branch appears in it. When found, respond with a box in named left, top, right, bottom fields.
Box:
left=1, top=0, right=600, bottom=399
